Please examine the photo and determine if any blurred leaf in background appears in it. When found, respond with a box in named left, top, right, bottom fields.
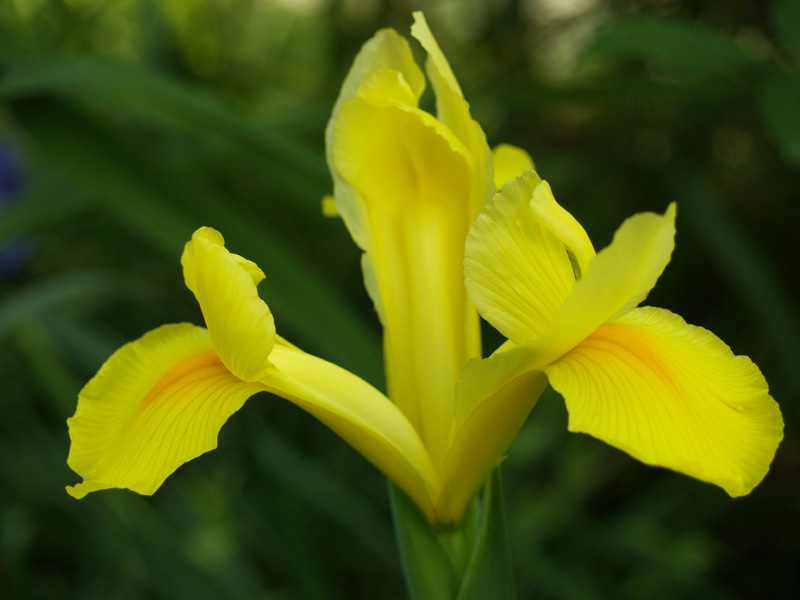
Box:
left=1, top=1, right=797, bottom=599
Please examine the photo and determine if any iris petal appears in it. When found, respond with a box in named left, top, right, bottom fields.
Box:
left=465, top=172, right=577, bottom=343
left=182, top=227, right=275, bottom=382
left=492, top=144, right=535, bottom=190
left=443, top=364, right=547, bottom=524
left=544, top=306, right=783, bottom=496
left=411, top=11, right=493, bottom=212
left=332, top=91, right=476, bottom=466
left=538, top=203, right=677, bottom=364
left=67, top=324, right=264, bottom=498
left=325, top=27, right=425, bottom=252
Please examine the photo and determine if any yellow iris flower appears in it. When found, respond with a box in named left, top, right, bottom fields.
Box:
left=67, top=13, right=782, bottom=526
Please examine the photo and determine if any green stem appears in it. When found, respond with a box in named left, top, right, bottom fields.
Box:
left=389, top=468, right=515, bottom=600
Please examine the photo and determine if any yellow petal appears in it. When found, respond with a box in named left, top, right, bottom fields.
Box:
left=469, top=203, right=676, bottom=390
left=67, top=324, right=264, bottom=499
left=411, top=11, right=493, bottom=212
left=332, top=92, right=478, bottom=466
left=527, top=178, right=595, bottom=279
left=539, top=203, right=677, bottom=364
left=441, top=360, right=547, bottom=524
left=262, top=337, right=441, bottom=522
left=492, top=144, right=535, bottom=190
left=356, top=68, right=420, bottom=108
left=325, top=27, right=425, bottom=252
left=181, top=227, right=275, bottom=382
left=544, top=306, right=783, bottom=496
left=465, top=172, right=577, bottom=343
left=328, top=27, right=424, bottom=120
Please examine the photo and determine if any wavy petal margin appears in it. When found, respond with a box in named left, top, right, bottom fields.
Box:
left=544, top=306, right=783, bottom=495
left=325, top=27, right=425, bottom=252
left=67, top=324, right=264, bottom=498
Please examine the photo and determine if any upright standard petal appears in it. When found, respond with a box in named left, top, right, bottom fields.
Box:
left=325, top=27, right=425, bottom=253
left=67, top=324, right=264, bottom=498
left=182, top=227, right=275, bottom=382
left=411, top=11, right=494, bottom=212
left=544, top=306, right=783, bottom=496
left=465, top=172, right=579, bottom=344
left=332, top=86, right=477, bottom=467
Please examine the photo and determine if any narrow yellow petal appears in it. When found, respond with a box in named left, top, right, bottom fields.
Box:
left=181, top=227, right=275, bottom=382
left=544, top=306, right=783, bottom=496
left=411, top=11, right=494, bottom=211
left=332, top=93, right=479, bottom=466
left=492, top=144, right=535, bottom=190
left=328, top=27, right=425, bottom=120
left=410, top=12, right=465, bottom=108
left=67, top=324, right=264, bottom=498
left=263, top=337, right=440, bottom=522
left=465, top=172, right=577, bottom=343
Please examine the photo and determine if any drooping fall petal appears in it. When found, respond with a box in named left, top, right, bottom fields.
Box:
left=544, top=306, right=783, bottom=496
left=530, top=202, right=677, bottom=366
left=67, top=324, right=264, bottom=499
left=441, top=365, right=547, bottom=524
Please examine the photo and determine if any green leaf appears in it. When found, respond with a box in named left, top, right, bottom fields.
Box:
left=0, top=180, right=91, bottom=246
left=774, top=0, right=800, bottom=60
left=758, top=69, right=800, bottom=165
left=251, top=429, right=396, bottom=566
left=584, top=16, right=756, bottom=78
left=0, top=57, right=328, bottom=192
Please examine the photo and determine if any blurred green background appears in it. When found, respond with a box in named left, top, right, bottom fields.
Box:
left=1, top=0, right=798, bottom=598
